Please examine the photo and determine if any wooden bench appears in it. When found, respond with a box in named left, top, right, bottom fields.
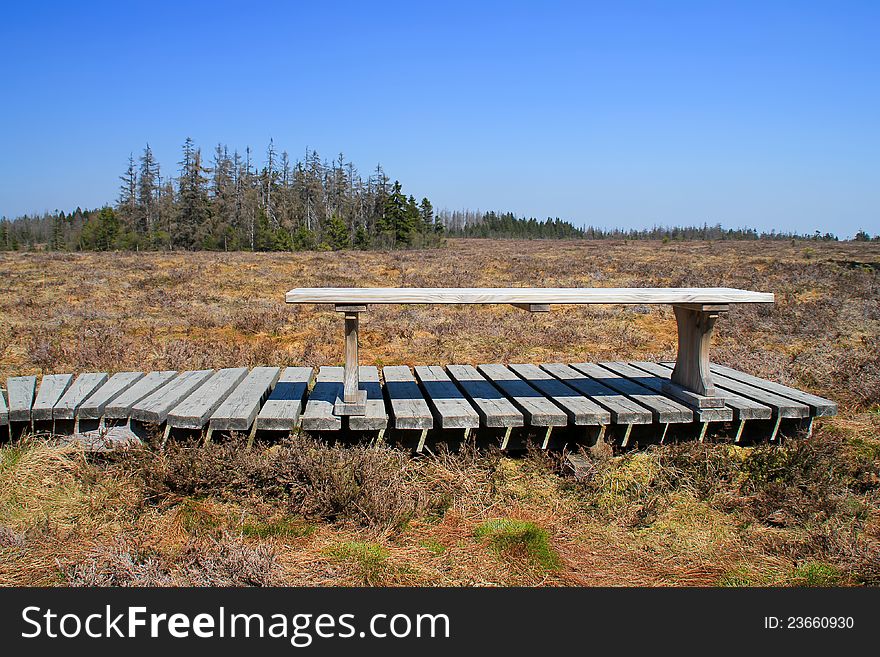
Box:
left=285, top=287, right=774, bottom=416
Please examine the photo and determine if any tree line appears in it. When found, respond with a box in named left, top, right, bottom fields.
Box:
left=0, top=139, right=443, bottom=252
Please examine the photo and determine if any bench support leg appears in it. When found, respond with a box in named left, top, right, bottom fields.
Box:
left=334, top=306, right=367, bottom=416
left=668, top=304, right=728, bottom=403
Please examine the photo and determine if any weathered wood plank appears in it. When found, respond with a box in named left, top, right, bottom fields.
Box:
left=509, top=363, right=611, bottom=425
left=256, top=367, right=314, bottom=431
left=104, top=371, right=177, bottom=420
left=167, top=367, right=249, bottom=429
left=31, top=374, right=75, bottom=422
left=54, top=373, right=109, bottom=420
left=709, top=363, right=838, bottom=416
left=301, top=367, right=343, bottom=431
left=415, top=365, right=480, bottom=429
left=446, top=364, right=524, bottom=428
left=130, top=370, right=213, bottom=424
left=349, top=366, right=388, bottom=431
left=661, top=363, right=809, bottom=418
left=571, top=363, right=693, bottom=423
left=210, top=366, right=281, bottom=431
left=477, top=364, right=567, bottom=427
left=382, top=366, right=433, bottom=430
left=287, top=287, right=774, bottom=305
left=6, top=376, right=37, bottom=423
left=77, top=372, right=145, bottom=420
left=600, top=362, right=732, bottom=423
left=634, top=362, right=771, bottom=421
left=540, top=363, right=653, bottom=424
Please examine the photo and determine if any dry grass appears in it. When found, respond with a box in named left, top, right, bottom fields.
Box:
left=0, top=238, right=878, bottom=586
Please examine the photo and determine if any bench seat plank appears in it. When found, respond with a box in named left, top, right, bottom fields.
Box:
left=6, top=376, right=37, bottom=423
left=54, top=373, right=109, bottom=420
left=509, top=363, right=611, bottom=425
left=415, top=365, right=480, bottom=429
left=256, top=367, right=314, bottom=431
left=382, top=366, right=433, bottom=430
left=104, top=371, right=177, bottom=420
left=210, top=366, right=281, bottom=431
left=131, top=370, right=214, bottom=425
left=301, top=366, right=344, bottom=431
left=287, top=287, right=774, bottom=305
left=600, top=362, right=733, bottom=423
left=446, top=364, right=524, bottom=428
left=708, top=363, right=837, bottom=416
left=635, top=362, right=771, bottom=421
left=571, top=363, right=693, bottom=423
left=540, top=363, right=653, bottom=424
left=32, top=374, right=75, bottom=422
left=477, top=364, right=567, bottom=427
left=168, top=367, right=249, bottom=429
left=78, top=372, right=145, bottom=420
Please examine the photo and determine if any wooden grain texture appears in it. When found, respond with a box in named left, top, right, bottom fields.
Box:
left=256, top=367, right=314, bottom=431
left=508, top=363, right=611, bottom=425
left=53, top=373, right=109, bottom=420
left=477, top=364, right=567, bottom=427
left=415, top=365, right=480, bottom=429
left=104, top=371, right=178, bottom=419
left=31, top=374, right=75, bottom=421
left=167, top=367, right=249, bottom=429
left=600, top=362, right=732, bottom=423
left=446, top=364, right=523, bottom=428
left=349, top=366, right=388, bottom=431
left=540, top=363, right=653, bottom=424
left=77, top=372, right=145, bottom=420
left=571, top=363, right=693, bottom=423
left=210, top=366, right=281, bottom=431
left=637, top=362, right=772, bottom=421
left=709, top=363, right=838, bottom=416
left=660, top=363, right=809, bottom=418
left=130, top=370, right=213, bottom=424
left=301, top=367, right=343, bottom=431
left=6, top=376, right=37, bottom=423
left=286, top=287, right=774, bottom=305
left=382, top=365, right=433, bottom=430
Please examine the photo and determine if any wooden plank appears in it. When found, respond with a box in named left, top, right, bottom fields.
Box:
left=53, top=373, right=109, bottom=420
left=349, top=366, right=388, bottom=431
left=509, top=363, right=611, bottom=425
left=210, top=366, right=281, bottom=431
left=77, top=372, right=145, bottom=420
left=104, top=371, right=177, bottom=420
left=477, top=364, right=567, bottom=427
left=415, top=365, right=480, bottom=429
left=130, top=370, right=213, bottom=424
left=6, top=376, right=37, bottom=423
left=167, top=367, right=249, bottom=429
left=301, top=366, right=343, bottom=431
left=287, top=287, right=774, bottom=305
left=660, top=362, right=809, bottom=418
left=31, top=374, right=74, bottom=422
left=382, top=366, right=433, bottom=430
left=599, top=362, right=732, bottom=423
left=708, top=363, right=838, bottom=416
left=540, top=363, right=653, bottom=424
left=255, top=366, right=314, bottom=431
left=571, top=363, right=693, bottom=423
left=0, top=387, right=7, bottom=426
left=633, top=362, right=771, bottom=421
left=446, top=364, right=523, bottom=428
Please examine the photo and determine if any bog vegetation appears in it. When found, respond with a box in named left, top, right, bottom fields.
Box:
left=0, top=238, right=878, bottom=586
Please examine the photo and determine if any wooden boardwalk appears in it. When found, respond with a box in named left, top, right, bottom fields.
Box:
left=1, top=362, right=836, bottom=450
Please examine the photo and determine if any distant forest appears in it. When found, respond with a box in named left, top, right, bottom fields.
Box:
left=1, top=138, right=876, bottom=251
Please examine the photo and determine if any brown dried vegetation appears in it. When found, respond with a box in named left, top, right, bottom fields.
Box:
left=0, top=239, right=878, bottom=586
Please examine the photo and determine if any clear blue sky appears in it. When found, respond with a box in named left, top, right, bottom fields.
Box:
left=1, top=0, right=877, bottom=236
